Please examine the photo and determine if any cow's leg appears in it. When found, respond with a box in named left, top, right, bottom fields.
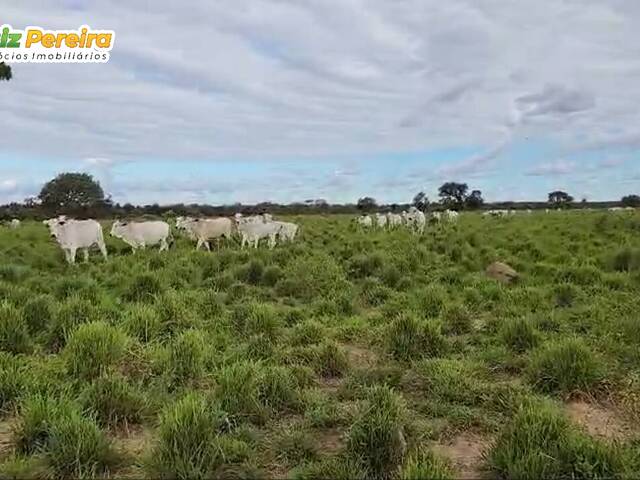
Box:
left=83, top=248, right=90, bottom=262
left=63, top=248, right=71, bottom=264
left=99, top=242, right=108, bottom=259
left=69, top=247, right=77, bottom=264
left=204, top=241, right=211, bottom=252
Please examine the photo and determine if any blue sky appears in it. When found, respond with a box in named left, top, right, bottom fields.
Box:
left=1, top=1, right=639, bottom=205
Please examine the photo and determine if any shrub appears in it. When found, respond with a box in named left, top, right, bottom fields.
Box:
left=347, top=385, right=407, bottom=478
left=80, top=374, right=146, bottom=428
left=231, top=302, right=282, bottom=340
left=148, top=394, right=227, bottom=478
left=554, top=283, right=577, bottom=308
left=500, top=318, right=540, bottom=353
left=240, top=259, right=264, bottom=285
left=387, top=315, right=447, bottom=361
left=489, top=399, right=628, bottom=479
left=289, top=320, right=325, bottom=346
left=48, top=297, right=98, bottom=350
left=122, top=303, right=161, bottom=342
left=441, top=304, right=473, bottom=335
left=215, top=362, right=264, bottom=424
left=261, top=265, right=283, bottom=287
left=527, top=338, right=605, bottom=395
left=0, top=303, right=31, bottom=354
left=275, top=430, right=317, bottom=466
left=417, top=286, right=447, bottom=318
left=21, top=295, right=54, bottom=334
left=359, top=277, right=392, bottom=307
left=258, top=366, right=300, bottom=413
left=64, top=322, right=127, bottom=380
left=154, top=290, right=197, bottom=335
left=169, top=329, right=207, bottom=383
left=313, top=341, right=349, bottom=378
left=0, top=352, right=29, bottom=414
left=349, top=253, right=385, bottom=278
left=123, top=273, right=164, bottom=302
left=399, top=449, right=453, bottom=480
left=277, top=253, right=351, bottom=302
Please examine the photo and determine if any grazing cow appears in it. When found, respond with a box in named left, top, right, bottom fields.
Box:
left=357, top=215, right=373, bottom=228
left=236, top=217, right=281, bottom=248
left=43, top=217, right=107, bottom=264
left=443, top=210, right=459, bottom=222
left=177, top=217, right=235, bottom=251
left=272, top=221, right=299, bottom=242
left=110, top=220, right=172, bottom=252
left=375, top=213, right=388, bottom=228
left=405, top=208, right=426, bottom=233
left=386, top=212, right=403, bottom=228
left=9, top=219, right=20, bottom=229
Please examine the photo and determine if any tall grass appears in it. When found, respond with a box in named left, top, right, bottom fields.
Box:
left=64, top=322, right=127, bottom=379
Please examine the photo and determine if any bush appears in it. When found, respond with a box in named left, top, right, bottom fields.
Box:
left=0, top=352, right=29, bottom=414
left=387, top=315, right=447, bottom=361
left=527, top=338, right=605, bottom=395
left=313, top=341, right=349, bottom=378
left=80, top=374, right=146, bottom=428
left=500, top=318, right=540, bottom=353
left=347, top=385, right=407, bottom=478
left=489, top=399, right=628, bottom=479
left=275, top=430, right=317, bottom=466
left=0, top=303, right=31, bottom=354
left=21, top=295, right=54, bottom=334
left=169, top=329, right=207, bottom=383
left=417, top=286, right=447, bottom=318
left=122, top=303, right=161, bottom=342
left=215, top=362, right=265, bottom=424
left=441, top=304, right=473, bottom=334
left=277, top=253, right=351, bottom=302
left=123, top=273, right=164, bottom=302
left=48, top=297, right=99, bottom=350
left=261, top=265, right=283, bottom=287
left=349, top=253, right=385, bottom=278
left=148, top=394, right=227, bottom=478
left=258, top=366, right=300, bottom=413
left=289, top=320, right=325, bottom=346
left=399, top=449, right=453, bottom=480
left=64, top=322, right=127, bottom=380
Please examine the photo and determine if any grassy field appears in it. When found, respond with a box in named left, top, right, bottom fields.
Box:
left=0, top=211, right=639, bottom=479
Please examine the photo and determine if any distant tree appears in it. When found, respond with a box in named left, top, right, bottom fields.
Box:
left=357, top=196, right=377, bottom=212
left=412, top=191, right=429, bottom=211
left=621, top=194, right=640, bottom=207
left=438, top=182, right=468, bottom=208
left=548, top=190, right=574, bottom=207
left=39, top=173, right=105, bottom=211
left=0, top=62, right=11, bottom=81
left=465, top=189, right=484, bottom=209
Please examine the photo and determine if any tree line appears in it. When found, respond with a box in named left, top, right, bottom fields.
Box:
left=1, top=172, right=638, bottom=221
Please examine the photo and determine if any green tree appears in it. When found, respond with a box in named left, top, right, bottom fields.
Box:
left=548, top=190, right=574, bottom=207
left=438, top=182, right=468, bottom=208
left=39, top=173, right=105, bottom=210
left=0, top=62, right=11, bottom=81
left=412, top=191, right=429, bottom=211
left=357, top=196, right=377, bottom=212
left=465, top=189, right=484, bottom=209
left=621, top=194, right=640, bottom=207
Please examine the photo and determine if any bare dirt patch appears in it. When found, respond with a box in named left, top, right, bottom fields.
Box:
left=432, top=432, right=490, bottom=479
left=315, top=427, right=344, bottom=455
left=110, top=425, right=154, bottom=478
left=567, top=400, right=632, bottom=441
left=341, top=344, right=378, bottom=369
left=0, top=418, right=15, bottom=460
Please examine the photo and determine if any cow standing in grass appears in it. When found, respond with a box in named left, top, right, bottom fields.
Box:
left=110, top=220, right=172, bottom=253
left=176, top=216, right=235, bottom=251
left=43, top=216, right=107, bottom=264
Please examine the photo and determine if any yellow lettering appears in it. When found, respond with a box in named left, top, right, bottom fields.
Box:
left=95, top=34, right=111, bottom=48
left=85, top=33, right=97, bottom=48
left=65, top=33, right=79, bottom=48
left=25, top=29, right=42, bottom=48
left=41, top=33, right=55, bottom=48
left=55, top=33, right=67, bottom=48
left=80, top=28, right=87, bottom=47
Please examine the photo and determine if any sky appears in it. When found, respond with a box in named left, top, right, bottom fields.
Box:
left=1, top=0, right=639, bottom=205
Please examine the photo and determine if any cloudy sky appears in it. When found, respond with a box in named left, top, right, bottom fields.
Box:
left=1, top=0, right=639, bottom=205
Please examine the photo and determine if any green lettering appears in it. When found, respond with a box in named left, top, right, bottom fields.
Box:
left=0, top=27, right=8, bottom=48
left=7, top=32, right=21, bottom=48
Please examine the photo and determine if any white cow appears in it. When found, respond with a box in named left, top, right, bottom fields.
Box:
left=272, top=221, right=299, bottom=242
left=110, top=220, right=172, bottom=252
left=443, top=210, right=459, bottom=222
left=406, top=209, right=426, bottom=233
left=43, top=217, right=107, bottom=264
left=9, top=219, right=20, bottom=229
left=386, top=213, right=403, bottom=228
left=375, top=213, right=388, bottom=228
left=357, top=215, right=373, bottom=228
left=236, top=218, right=281, bottom=248
left=177, top=217, right=235, bottom=251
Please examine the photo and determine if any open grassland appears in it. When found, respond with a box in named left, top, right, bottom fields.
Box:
left=0, top=211, right=639, bottom=479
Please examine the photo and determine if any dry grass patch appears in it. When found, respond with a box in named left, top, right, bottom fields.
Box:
left=431, top=431, right=491, bottom=479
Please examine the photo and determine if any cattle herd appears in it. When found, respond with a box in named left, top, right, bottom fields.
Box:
left=1, top=206, right=637, bottom=264
left=34, top=213, right=301, bottom=264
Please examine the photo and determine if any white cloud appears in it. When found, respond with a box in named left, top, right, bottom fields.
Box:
left=525, top=159, right=578, bottom=176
